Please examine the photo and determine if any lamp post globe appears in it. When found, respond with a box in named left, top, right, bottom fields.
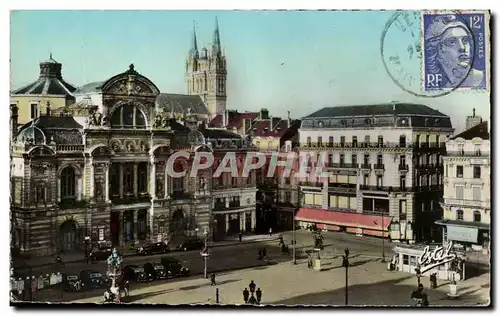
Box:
left=242, top=287, right=249, bottom=303
left=249, top=280, right=256, bottom=293
left=256, top=288, right=262, bottom=304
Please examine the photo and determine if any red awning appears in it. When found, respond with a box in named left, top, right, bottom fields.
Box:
left=296, top=208, right=393, bottom=230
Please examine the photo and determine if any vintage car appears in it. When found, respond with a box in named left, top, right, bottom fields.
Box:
left=143, top=262, right=171, bottom=280
left=160, top=257, right=190, bottom=278
left=89, top=246, right=113, bottom=261
left=123, top=265, right=148, bottom=283
left=62, top=274, right=82, bottom=292
left=136, top=242, right=170, bottom=256
left=176, top=239, right=204, bottom=252
left=80, top=270, right=105, bottom=289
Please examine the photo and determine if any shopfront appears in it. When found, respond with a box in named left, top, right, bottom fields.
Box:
left=436, top=220, right=490, bottom=253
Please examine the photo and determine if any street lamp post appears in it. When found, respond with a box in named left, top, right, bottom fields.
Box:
left=381, top=214, right=385, bottom=262
left=342, top=248, right=350, bottom=306
left=293, top=186, right=302, bottom=265
left=202, top=230, right=209, bottom=279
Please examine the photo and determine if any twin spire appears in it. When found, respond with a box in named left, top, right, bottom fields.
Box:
left=190, top=17, right=222, bottom=59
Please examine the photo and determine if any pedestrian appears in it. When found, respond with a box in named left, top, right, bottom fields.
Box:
left=210, top=273, right=216, bottom=286
left=269, top=227, right=273, bottom=236
left=238, top=231, right=243, bottom=243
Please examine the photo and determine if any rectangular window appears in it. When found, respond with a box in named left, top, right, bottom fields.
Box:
left=351, top=154, right=357, bottom=166
left=364, top=154, right=370, bottom=166
left=110, top=163, right=120, bottom=197
left=307, top=137, right=311, bottom=147
left=457, top=210, right=464, bottom=220
left=328, top=153, right=333, bottom=165
left=455, top=185, right=464, bottom=200
left=473, top=186, right=481, bottom=201
left=232, top=177, right=238, bottom=187
left=403, top=254, right=409, bottom=265
left=285, top=191, right=291, bottom=203
left=340, top=153, right=345, bottom=165
left=137, top=162, right=148, bottom=193
left=400, top=176, right=406, bottom=188
left=376, top=175, right=383, bottom=187
left=328, top=136, right=334, bottom=146
left=123, top=163, right=134, bottom=195
left=363, top=174, right=369, bottom=186
left=473, top=166, right=481, bottom=179
left=30, top=103, right=39, bottom=119
left=399, top=200, right=407, bottom=218
left=352, top=136, right=358, bottom=147
left=317, top=136, right=323, bottom=147
left=340, top=136, right=345, bottom=146
left=456, top=166, right=464, bottom=178
left=377, top=136, right=384, bottom=146
left=400, top=155, right=406, bottom=166
left=377, top=154, right=383, bottom=166
left=364, top=135, right=370, bottom=144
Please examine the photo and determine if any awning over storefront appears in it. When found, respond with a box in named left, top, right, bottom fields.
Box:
left=296, top=208, right=393, bottom=230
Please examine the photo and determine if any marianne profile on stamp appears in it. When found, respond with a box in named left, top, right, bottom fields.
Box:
left=424, top=14, right=484, bottom=89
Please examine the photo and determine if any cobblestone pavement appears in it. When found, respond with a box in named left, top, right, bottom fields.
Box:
left=72, top=254, right=490, bottom=306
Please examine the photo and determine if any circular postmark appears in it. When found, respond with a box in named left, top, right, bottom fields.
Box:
left=381, top=11, right=475, bottom=98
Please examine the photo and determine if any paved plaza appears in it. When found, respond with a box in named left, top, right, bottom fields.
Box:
left=73, top=254, right=490, bottom=306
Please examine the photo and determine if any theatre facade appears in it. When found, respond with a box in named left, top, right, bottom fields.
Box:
left=10, top=64, right=256, bottom=256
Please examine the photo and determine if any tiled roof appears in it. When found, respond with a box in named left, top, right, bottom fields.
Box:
left=12, top=77, right=76, bottom=96
left=451, top=121, right=489, bottom=140
left=156, top=93, right=208, bottom=115
left=253, top=118, right=290, bottom=137
left=17, top=115, right=83, bottom=145
left=304, top=103, right=448, bottom=118
left=208, top=111, right=259, bottom=129
left=202, top=129, right=242, bottom=140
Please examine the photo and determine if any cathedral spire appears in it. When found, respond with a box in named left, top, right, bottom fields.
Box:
left=190, top=21, right=199, bottom=59
left=212, top=17, right=221, bottom=55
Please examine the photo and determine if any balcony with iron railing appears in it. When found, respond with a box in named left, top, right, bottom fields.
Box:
left=447, top=150, right=489, bottom=157
left=328, top=163, right=358, bottom=169
left=373, top=164, right=385, bottom=170
left=443, top=198, right=490, bottom=209
left=300, top=141, right=446, bottom=149
left=299, top=181, right=323, bottom=188
left=398, top=164, right=409, bottom=171
left=111, top=193, right=151, bottom=204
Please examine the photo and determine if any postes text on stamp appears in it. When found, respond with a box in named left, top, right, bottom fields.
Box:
left=422, top=10, right=489, bottom=91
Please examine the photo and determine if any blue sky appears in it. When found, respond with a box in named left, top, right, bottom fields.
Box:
left=10, top=10, right=490, bottom=132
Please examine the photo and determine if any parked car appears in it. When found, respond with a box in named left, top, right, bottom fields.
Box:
left=161, top=257, right=190, bottom=277
left=62, top=274, right=82, bottom=292
left=123, top=265, right=148, bottom=282
left=143, top=262, right=171, bottom=280
left=80, top=270, right=105, bottom=289
left=176, top=239, right=204, bottom=252
left=89, top=246, right=113, bottom=261
left=137, top=242, right=170, bottom=256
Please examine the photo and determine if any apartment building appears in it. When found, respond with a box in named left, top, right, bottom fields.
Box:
left=295, top=103, right=455, bottom=243
left=437, top=121, right=490, bottom=252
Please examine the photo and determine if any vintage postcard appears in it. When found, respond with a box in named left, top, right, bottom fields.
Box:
left=9, top=10, right=491, bottom=307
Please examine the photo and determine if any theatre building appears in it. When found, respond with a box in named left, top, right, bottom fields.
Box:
left=295, top=103, right=454, bottom=243
left=9, top=64, right=253, bottom=256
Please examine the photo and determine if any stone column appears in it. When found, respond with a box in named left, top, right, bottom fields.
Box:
left=225, top=214, right=229, bottom=233
left=164, top=163, right=169, bottom=199
left=150, top=159, right=156, bottom=199
left=251, top=210, right=256, bottom=231
left=119, top=211, right=124, bottom=246
left=57, top=177, right=61, bottom=203
left=133, top=163, right=138, bottom=197
left=90, top=159, right=95, bottom=200
left=372, top=199, right=375, bottom=212
left=242, top=212, right=246, bottom=232
left=133, top=210, right=138, bottom=241
left=119, top=164, right=124, bottom=198
left=77, top=176, right=83, bottom=201
left=104, top=165, right=109, bottom=202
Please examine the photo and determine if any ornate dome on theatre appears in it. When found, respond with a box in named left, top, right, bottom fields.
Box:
left=12, top=54, right=76, bottom=97
left=16, top=114, right=83, bottom=145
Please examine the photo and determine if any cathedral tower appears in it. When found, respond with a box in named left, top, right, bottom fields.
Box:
left=186, top=18, right=227, bottom=119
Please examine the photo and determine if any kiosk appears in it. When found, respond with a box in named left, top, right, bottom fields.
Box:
left=392, top=243, right=466, bottom=281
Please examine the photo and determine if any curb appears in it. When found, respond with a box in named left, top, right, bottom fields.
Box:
left=17, top=237, right=279, bottom=269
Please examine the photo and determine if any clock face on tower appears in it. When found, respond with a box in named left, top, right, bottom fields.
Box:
left=188, top=130, right=206, bottom=145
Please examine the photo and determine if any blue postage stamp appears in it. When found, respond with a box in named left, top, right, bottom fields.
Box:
left=422, top=10, right=490, bottom=91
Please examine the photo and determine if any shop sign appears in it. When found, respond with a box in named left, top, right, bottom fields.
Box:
left=418, top=242, right=457, bottom=273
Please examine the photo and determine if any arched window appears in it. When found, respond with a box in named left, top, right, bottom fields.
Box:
left=456, top=209, right=464, bottom=221
left=110, top=103, right=146, bottom=128
left=473, top=211, right=481, bottom=222
left=61, top=167, right=76, bottom=199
